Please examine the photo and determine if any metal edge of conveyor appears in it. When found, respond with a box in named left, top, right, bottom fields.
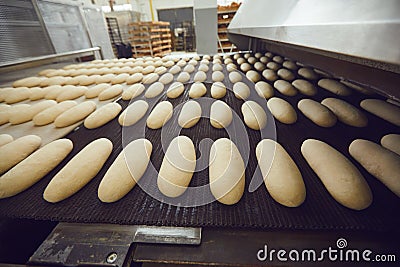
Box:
left=28, top=223, right=201, bottom=267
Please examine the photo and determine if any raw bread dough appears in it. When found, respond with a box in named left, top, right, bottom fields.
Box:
left=209, top=138, right=245, bottom=205
left=241, top=100, right=267, bottom=130
left=193, top=71, right=207, bottom=82
left=95, top=74, right=116, bottom=84
left=198, top=64, right=209, bottom=72
left=267, top=62, right=280, bottom=71
left=0, top=135, right=41, bottom=174
left=183, top=64, right=195, bottom=73
left=158, top=136, right=196, bottom=197
left=84, top=102, right=122, bottom=129
left=33, top=100, right=77, bottom=126
left=29, top=87, right=47, bottom=101
left=298, top=99, right=337, bottom=127
left=262, top=69, right=278, bottom=82
left=189, top=82, right=207, bottom=98
left=292, top=79, right=317, bottom=96
left=143, top=73, right=159, bottom=84
left=122, top=84, right=145, bottom=100
left=255, top=81, right=274, bottom=99
left=146, top=101, right=173, bottom=129
left=44, top=85, right=64, bottom=100
left=168, top=65, right=181, bottom=75
left=211, top=82, right=226, bottom=99
left=212, top=64, right=223, bottom=71
left=301, top=139, right=372, bottom=210
left=210, top=100, right=232, bottom=128
left=233, top=82, right=250, bottom=100
left=118, top=100, right=148, bottom=126
left=56, top=86, right=87, bottom=102
left=246, top=70, right=261, bottom=82
left=98, top=138, right=152, bottom=202
left=240, top=63, right=252, bottom=72
left=13, top=77, right=43, bottom=88
left=381, top=134, right=400, bottom=155
left=212, top=71, right=224, bottom=82
left=126, top=73, right=143, bottom=84
left=54, top=101, right=96, bottom=127
left=142, top=65, right=155, bottom=74
left=178, top=100, right=201, bottom=128
left=298, top=68, right=319, bottom=80
left=272, top=56, right=283, bottom=63
left=277, top=68, right=295, bottom=81
left=0, top=134, right=13, bottom=147
left=318, top=79, right=351, bottom=96
left=9, top=100, right=57, bottom=125
left=267, top=97, right=297, bottom=124
left=254, top=62, right=265, bottom=72
left=43, top=138, right=113, bottom=203
left=159, top=73, right=174, bottom=84
left=40, top=76, right=69, bottom=87
left=166, top=82, right=185, bottom=98
left=111, top=73, right=129, bottom=84
left=360, top=99, right=400, bottom=126
left=273, top=80, right=297, bottom=96
left=349, top=139, right=400, bottom=197
left=321, top=98, right=368, bottom=127
left=145, top=82, right=164, bottom=98
left=0, top=139, right=73, bottom=199
left=229, top=71, right=242, bottom=83
left=176, top=72, right=190, bottom=83
left=226, top=63, right=237, bottom=72
left=0, top=104, right=30, bottom=125
left=98, top=84, right=123, bottom=100
left=5, top=87, right=30, bottom=104
left=256, top=139, right=306, bottom=207
left=282, top=61, right=298, bottom=70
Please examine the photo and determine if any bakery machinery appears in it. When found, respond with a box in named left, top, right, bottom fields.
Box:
left=0, top=0, right=399, bottom=266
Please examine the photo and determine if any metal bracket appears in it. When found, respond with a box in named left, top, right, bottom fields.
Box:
left=29, top=223, right=201, bottom=267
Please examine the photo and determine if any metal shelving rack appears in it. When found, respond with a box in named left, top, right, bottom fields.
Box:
left=106, top=17, right=123, bottom=57
left=217, top=3, right=240, bottom=53
left=128, top=21, right=172, bottom=57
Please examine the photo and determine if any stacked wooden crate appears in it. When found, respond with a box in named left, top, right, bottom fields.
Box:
left=217, top=3, right=240, bottom=53
left=128, top=21, right=172, bottom=57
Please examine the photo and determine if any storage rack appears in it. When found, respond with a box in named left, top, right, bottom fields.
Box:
left=128, top=21, right=172, bottom=57
left=106, top=17, right=123, bottom=57
left=173, top=21, right=196, bottom=52
left=217, top=4, right=240, bottom=53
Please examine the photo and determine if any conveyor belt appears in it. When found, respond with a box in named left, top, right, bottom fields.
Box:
left=0, top=54, right=399, bottom=232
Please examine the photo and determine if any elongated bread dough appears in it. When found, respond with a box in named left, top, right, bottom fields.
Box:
left=98, top=84, right=123, bottom=101
left=159, top=73, right=174, bottom=84
left=0, top=104, right=10, bottom=112
left=167, top=82, right=185, bottom=98
left=318, top=79, right=351, bottom=96
left=169, top=65, right=181, bottom=75
left=198, top=64, right=209, bottom=72
left=282, top=61, right=298, bottom=70
left=210, top=100, right=232, bottom=128
left=256, top=139, right=306, bottom=207
left=301, top=139, right=372, bottom=210
left=111, top=73, right=129, bottom=84
left=178, top=100, right=201, bottom=128
left=254, top=62, right=265, bottom=72
left=226, top=63, right=237, bottom=72
left=229, top=71, right=242, bottom=83
left=5, top=88, right=30, bottom=104
left=122, top=84, right=145, bottom=100
left=146, top=101, right=173, bottom=129
left=189, top=82, right=207, bottom=98
left=54, top=101, right=96, bottom=127
left=262, top=69, right=278, bottom=82
left=40, top=76, right=69, bottom=87
left=360, top=99, right=400, bottom=126
left=56, top=86, right=86, bottom=102
left=9, top=100, right=57, bottom=125
left=193, top=71, right=207, bottom=82
left=349, top=139, right=400, bottom=197
left=274, top=80, right=297, bottom=96
left=118, top=100, right=148, bottom=126
left=211, top=82, right=226, bottom=99
left=233, top=82, right=250, bottom=100
left=0, top=134, right=13, bottom=147
left=292, top=79, right=317, bottom=96
left=95, top=74, right=116, bottom=84
left=13, top=77, right=43, bottom=88
left=298, top=68, right=318, bottom=80
left=212, top=71, right=224, bottom=82
left=0, top=139, right=73, bottom=199
left=246, top=70, right=261, bottom=83
left=209, top=138, right=245, bottom=205
left=126, top=73, right=143, bottom=84
left=176, top=72, right=190, bottom=83
left=237, top=58, right=246, bottom=65
left=33, top=100, right=77, bottom=126
left=0, top=104, right=30, bottom=125
left=84, top=102, right=121, bottom=129
left=0, top=135, right=41, bottom=174
left=29, top=87, right=47, bottom=101
left=98, top=138, right=152, bottom=202
left=44, top=138, right=113, bottom=203
left=142, top=65, right=155, bottom=74
left=255, top=81, right=274, bottom=99
left=267, top=62, right=280, bottom=71
left=240, top=63, right=252, bottom=72
left=79, top=75, right=96, bottom=86
left=143, top=73, right=159, bottom=84
left=298, top=99, right=337, bottom=127
left=44, top=85, right=64, bottom=100
left=277, top=68, right=295, bottom=81
left=183, top=64, right=195, bottom=73
left=241, top=101, right=267, bottom=130
left=321, top=98, right=368, bottom=127
left=267, top=97, right=297, bottom=124
left=145, top=82, right=164, bottom=98
left=158, top=136, right=196, bottom=197
left=381, top=134, right=400, bottom=155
